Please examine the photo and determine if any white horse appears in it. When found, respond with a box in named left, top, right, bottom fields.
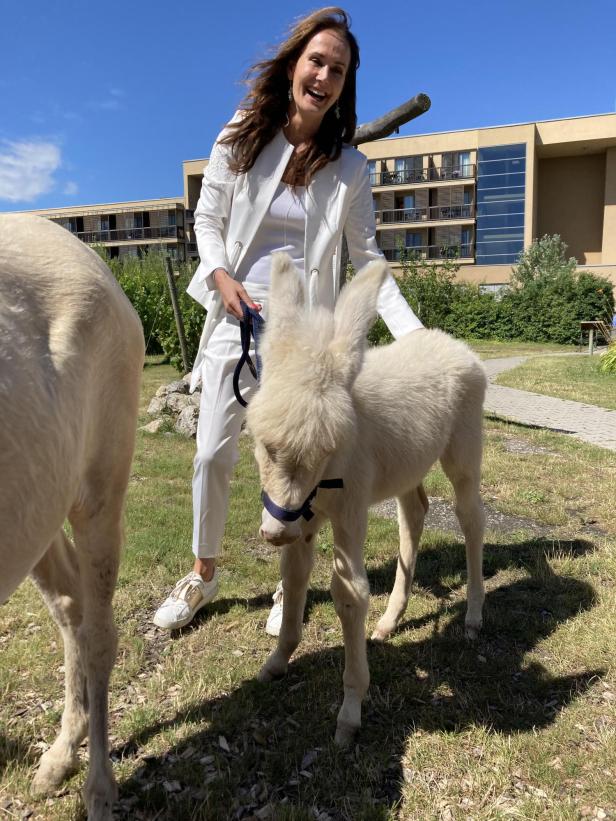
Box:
left=0, top=214, right=144, bottom=819
left=247, top=253, right=486, bottom=745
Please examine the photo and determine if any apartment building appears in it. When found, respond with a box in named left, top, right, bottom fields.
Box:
left=21, top=198, right=187, bottom=261
left=12, top=112, right=616, bottom=286
left=183, top=112, right=616, bottom=288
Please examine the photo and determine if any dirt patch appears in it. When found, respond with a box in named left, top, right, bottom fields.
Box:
left=370, top=497, right=555, bottom=537
left=499, top=434, right=561, bottom=457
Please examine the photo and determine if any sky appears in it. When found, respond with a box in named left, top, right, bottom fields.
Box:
left=1, top=0, right=615, bottom=211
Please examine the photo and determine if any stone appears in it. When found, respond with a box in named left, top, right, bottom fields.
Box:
left=165, top=393, right=193, bottom=414
left=175, top=406, right=199, bottom=437
left=147, top=396, right=167, bottom=417
left=139, top=419, right=166, bottom=434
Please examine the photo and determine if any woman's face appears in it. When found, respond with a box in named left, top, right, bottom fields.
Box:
left=287, top=28, right=351, bottom=127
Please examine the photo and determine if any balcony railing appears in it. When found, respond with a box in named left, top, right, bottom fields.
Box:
left=75, top=226, right=180, bottom=243
left=187, top=242, right=198, bottom=256
left=377, top=204, right=473, bottom=224
left=382, top=243, right=473, bottom=262
left=370, top=164, right=476, bottom=186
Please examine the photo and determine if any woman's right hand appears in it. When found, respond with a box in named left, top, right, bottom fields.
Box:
left=213, top=268, right=262, bottom=320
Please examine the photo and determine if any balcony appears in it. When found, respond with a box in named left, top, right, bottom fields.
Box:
left=377, top=204, right=473, bottom=224
left=187, top=242, right=198, bottom=257
left=382, top=243, right=473, bottom=262
left=370, top=164, right=476, bottom=186
left=75, top=226, right=180, bottom=243
left=185, top=209, right=195, bottom=223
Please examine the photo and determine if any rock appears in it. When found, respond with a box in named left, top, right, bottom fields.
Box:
left=147, top=396, right=167, bottom=417
left=165, top=393, right=194, bottom=414
left=175, top=406, right=199, bottom=437
left=139, top=419, right=166, bottom=434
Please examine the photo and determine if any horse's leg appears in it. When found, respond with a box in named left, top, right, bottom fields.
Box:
left=372, top=484, right=428, bottom=641
left=30, top=530, right=88, bottom=794
left=258, top=516, right=322, bottom=682
left=330, top=511, right=370, bottom=746
left=440, top=419, right=485, bottom=638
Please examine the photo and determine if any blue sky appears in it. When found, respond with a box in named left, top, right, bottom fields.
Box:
left=1, top=0, right=615, bottom=210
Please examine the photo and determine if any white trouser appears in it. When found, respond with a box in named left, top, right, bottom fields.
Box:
left=192, top=285, right=268, bottom=557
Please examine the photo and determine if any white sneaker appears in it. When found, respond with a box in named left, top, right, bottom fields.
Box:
left=265, top=581, right=284, bottom=637
left=153, top=569, right=219, bottom=630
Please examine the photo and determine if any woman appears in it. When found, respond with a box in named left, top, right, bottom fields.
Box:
left=153, top=7, right=422, bottom=633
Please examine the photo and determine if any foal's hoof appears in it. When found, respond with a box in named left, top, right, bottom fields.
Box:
left=31, top=755, right=78, bottom=796
left=258, top=653, right=288, bottom=683
left=370, top=626, right=391, bottom=642
left=334, top=722, right=358, bottom=748
left=465, top=621, right=482, bottom=640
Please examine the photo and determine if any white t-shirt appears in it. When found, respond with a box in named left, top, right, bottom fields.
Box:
left=237, top=181, right=306, bottom=286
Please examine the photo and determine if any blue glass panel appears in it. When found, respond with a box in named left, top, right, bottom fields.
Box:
left=478, top=158, right=526, bottom=175
left=478, top=144, right=526, bottom=162
left=476, top=254, right=520, bottom=264
left=477, top=187, right=525, bottom=204
left=476, top=199, right=525, bottom=216
left=476, top=239, right=524, bottom=256
left=477, top=172, right=526, bottom=190
left=476, top=212, right=524, bottom=228
left=476, top=228, right=524, bottom=243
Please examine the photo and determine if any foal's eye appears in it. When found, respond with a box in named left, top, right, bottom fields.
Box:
left=265, top=444, right=277, bottom=462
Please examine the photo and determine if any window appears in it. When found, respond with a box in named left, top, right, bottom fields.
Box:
left=475, top=143, right=526, bottom=264
left=367, top=160, right=377, bottom=184
left=405, top=231, right=422, bottom=247
left=168, top=210, right=177, bottom=227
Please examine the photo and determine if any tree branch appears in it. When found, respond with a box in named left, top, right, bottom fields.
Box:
left=351, top=94, right=431, bottom=145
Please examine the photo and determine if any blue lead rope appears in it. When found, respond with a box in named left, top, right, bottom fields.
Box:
left=233, top=300, right=265, bottom=408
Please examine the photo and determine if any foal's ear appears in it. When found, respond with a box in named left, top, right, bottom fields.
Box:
left=333, top=259, right=388, bottom=346
left=330, top=259, right=388, bottom=384
left=268, top=252, right=305, bottom=333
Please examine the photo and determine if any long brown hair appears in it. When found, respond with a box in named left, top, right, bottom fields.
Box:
left=220, top=7, right=359, bottom=186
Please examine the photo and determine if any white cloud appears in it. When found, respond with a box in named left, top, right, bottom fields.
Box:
left=63, top=181, right=78, bottom=196
left=0, top=139, right=61, bottom=203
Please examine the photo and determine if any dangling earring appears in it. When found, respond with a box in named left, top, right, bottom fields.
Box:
left=288, top=87, right=293, bottom=102
left=284, top=112, right=290, bottom=127
left=335, top=102, right=340, bottom=119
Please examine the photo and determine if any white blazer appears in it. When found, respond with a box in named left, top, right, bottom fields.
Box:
left=187, top=120, right=422, bottom=389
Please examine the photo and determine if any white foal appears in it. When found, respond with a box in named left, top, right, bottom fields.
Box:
left=247, top=253, right=486, bottom=745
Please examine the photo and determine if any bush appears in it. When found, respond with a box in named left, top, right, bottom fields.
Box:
left=97, top=248, right=205, bottom=373
left=599, top=342, right=616, bottom=374
left=364, top=235, right=615, bottom=347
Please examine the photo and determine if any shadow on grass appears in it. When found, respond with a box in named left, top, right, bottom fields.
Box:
left=101, top=537, right=602, bottom=820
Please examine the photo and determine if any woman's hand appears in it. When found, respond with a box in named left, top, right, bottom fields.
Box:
left=213, top=268, right=262, bottom=320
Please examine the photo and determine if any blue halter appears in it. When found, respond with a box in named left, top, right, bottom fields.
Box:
left=261, top=478, right=344, bottom=523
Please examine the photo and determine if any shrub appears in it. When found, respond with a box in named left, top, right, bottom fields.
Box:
left=97, top=248, right=205, bottom=372
left=599, top=342, right=616, bottom=374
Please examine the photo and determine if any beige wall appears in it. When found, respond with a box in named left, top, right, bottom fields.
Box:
left=536, top=154, right=605, bottom=263
left=603, top=147, right=616, bottom=264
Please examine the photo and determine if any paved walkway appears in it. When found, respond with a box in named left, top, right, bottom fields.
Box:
left=483, top=356, right=616, bottom=453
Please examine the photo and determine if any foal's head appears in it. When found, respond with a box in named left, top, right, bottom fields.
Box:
left=246, top=253, right=387, bottom=544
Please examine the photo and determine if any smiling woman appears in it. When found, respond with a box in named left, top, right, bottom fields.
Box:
left=152, top=7, right=424, bottom=636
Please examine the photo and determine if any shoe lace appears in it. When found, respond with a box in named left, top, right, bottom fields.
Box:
left=171, top=573, right=201, bottom=601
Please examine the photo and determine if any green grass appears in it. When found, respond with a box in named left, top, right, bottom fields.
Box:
left=495, top=354, right=616, bottom=410
left=1, top=364, right=615, bottom=820
left=467, top=340, right=575, bottom=360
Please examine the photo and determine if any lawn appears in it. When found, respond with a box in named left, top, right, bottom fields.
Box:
left=494, top=354, right=616, bottom=411
left=467, top=340, right=575, bottom=360
left=1, top=362, right=615, bottom=820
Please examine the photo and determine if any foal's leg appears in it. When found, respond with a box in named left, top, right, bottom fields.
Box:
left=70, top=496, right=124, bottom=821
left=330, top=512, right=370, bottom=746
left=259, top=516, right=321, bottom=682
left=371, top=484, right=429, bottom=641
left=30, top=530, right=88, bottom=794
left=440, top=426, right=485, bottom=638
